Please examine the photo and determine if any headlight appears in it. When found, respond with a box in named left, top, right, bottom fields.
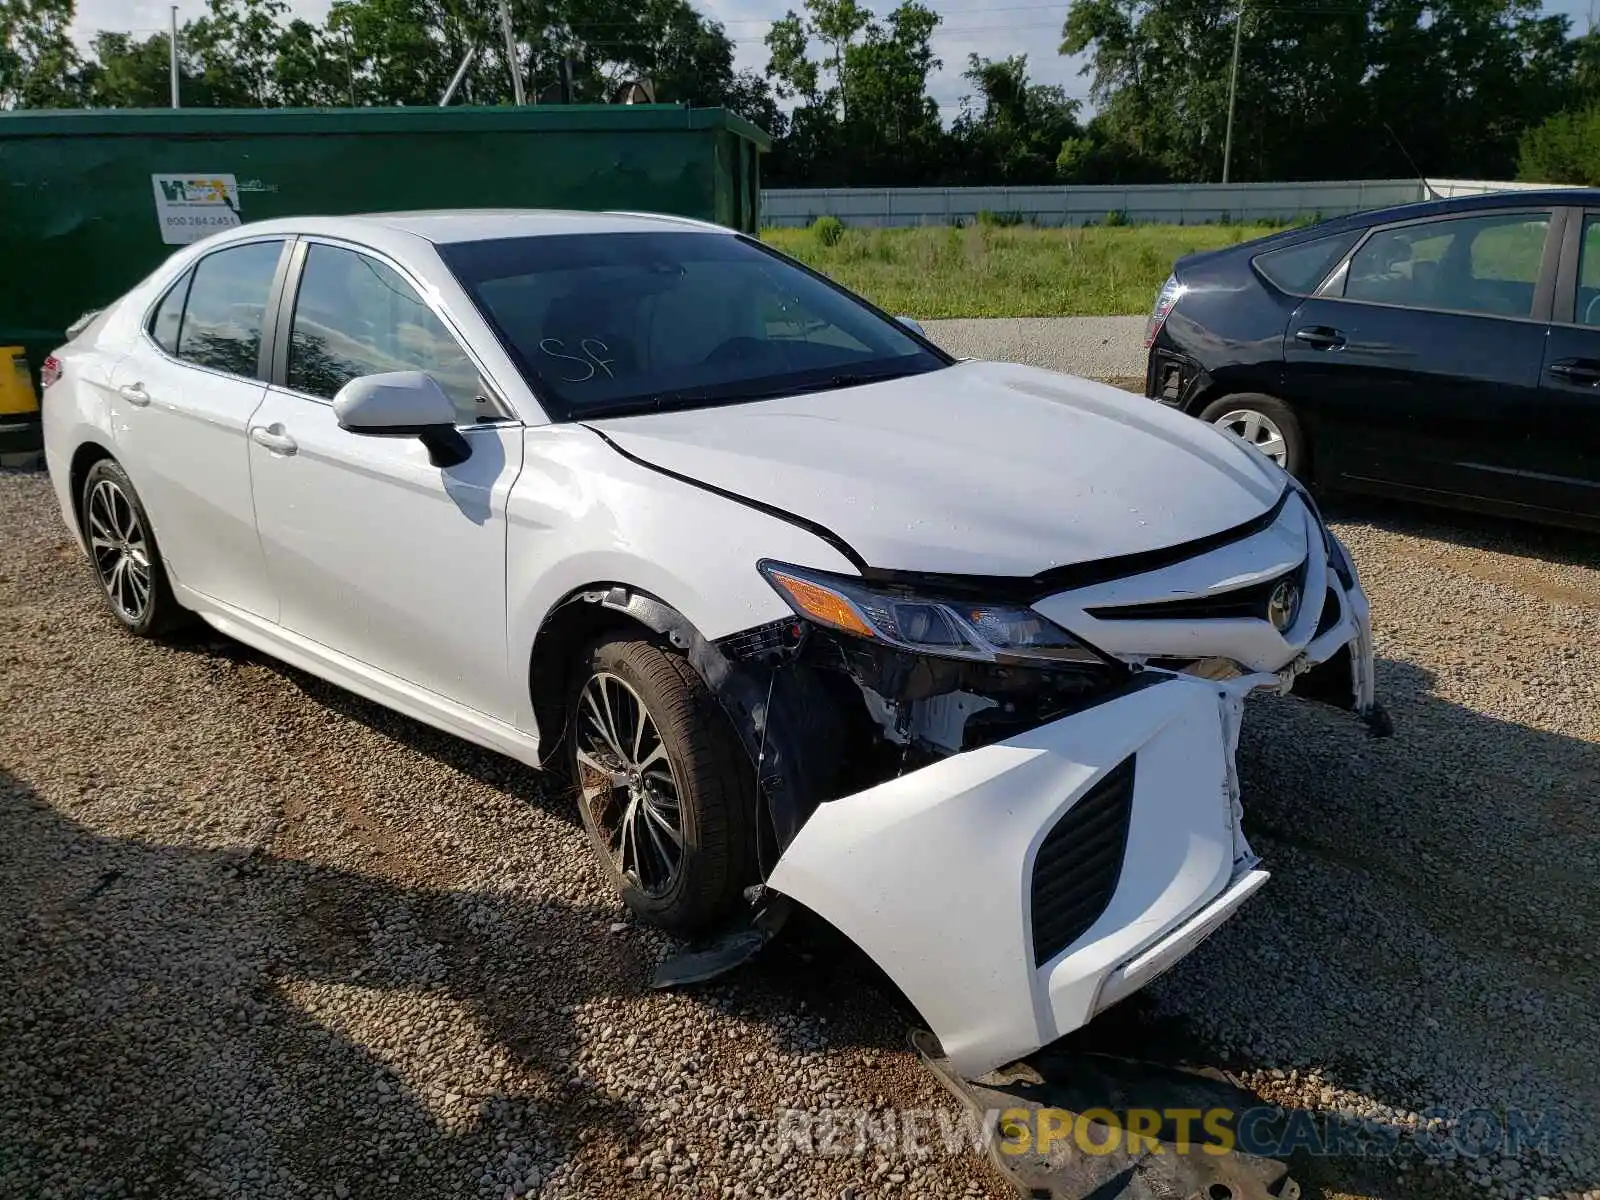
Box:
left=759, top=561, right=1105, bottom=666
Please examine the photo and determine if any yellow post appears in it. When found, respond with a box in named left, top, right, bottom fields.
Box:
left=0, top=347, right=42, bottom=456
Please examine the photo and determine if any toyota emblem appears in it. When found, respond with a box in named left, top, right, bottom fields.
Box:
left=1267, top=580, right=1301, bottom=632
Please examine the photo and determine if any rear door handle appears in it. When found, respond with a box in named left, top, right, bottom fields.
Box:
left=118, top=383, right=151, bottom=407
left=1294, top=326, right=1346, bottom=350
left=1548, top=359, right=1600, bottom=385
left=249, top=424, right=298, bottom=455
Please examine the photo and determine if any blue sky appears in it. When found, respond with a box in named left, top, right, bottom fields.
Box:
left=73, top=0, right=1598, bottom=116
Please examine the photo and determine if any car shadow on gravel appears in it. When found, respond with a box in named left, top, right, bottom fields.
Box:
left=1320, top=493, right=1600, bottom=575
left=0, top=767, right=658, bottom=1200
left=1070, top=658, right=1600, bottom=1200
left=230, top=650, right=1005, bottom=1055
left=245, top=652, right=948, bottom=1060
left=114, top=623, right=1600, bottom=1199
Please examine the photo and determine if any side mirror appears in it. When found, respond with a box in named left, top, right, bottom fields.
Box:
left=896, top=316, right=927, bottom=338
left=333, top=371, right=470, bottom=468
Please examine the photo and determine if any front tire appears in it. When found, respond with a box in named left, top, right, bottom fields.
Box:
left=568, top=636, right=757, bottom=934
left=1197, top=392, right=1306, bottom=477
left=79, top=459, right=186, bottom=638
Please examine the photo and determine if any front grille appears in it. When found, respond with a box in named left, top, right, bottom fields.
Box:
left=1087, top=558, right=1307, bottom=624
left=1030, top=756, right=1136, bottom=966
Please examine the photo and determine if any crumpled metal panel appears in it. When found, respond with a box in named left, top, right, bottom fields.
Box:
left=915, top=1030, right=1300, bottom=1200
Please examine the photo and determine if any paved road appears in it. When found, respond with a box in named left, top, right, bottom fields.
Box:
left=923, top=315, right=1148, bottom=381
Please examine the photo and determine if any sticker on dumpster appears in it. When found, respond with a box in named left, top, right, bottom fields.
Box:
left=151, top=174, right=242, bottom=245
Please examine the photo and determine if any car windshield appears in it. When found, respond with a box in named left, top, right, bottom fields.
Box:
left=439, top=231, right=949, bottom=420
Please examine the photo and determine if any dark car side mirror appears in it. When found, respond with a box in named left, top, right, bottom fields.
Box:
left=332, top=371, right=471, bottom=468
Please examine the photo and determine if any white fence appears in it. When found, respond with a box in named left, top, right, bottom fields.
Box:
left=759, top=178, right=1558, bottom=228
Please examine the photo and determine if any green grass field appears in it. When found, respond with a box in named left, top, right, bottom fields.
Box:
left=761, top=222, right=1282, bottom=318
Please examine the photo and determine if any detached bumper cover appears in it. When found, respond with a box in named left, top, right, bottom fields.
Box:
left=767, top=675, right=1263, bottom=1080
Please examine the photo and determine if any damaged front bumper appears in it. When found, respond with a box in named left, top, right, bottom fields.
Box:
left=688, top=485, right=1381, bottom=1080
left=767, top=673, right=1268, bottom=1080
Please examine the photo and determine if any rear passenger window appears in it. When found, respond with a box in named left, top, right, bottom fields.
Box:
left=1252, top=232, right=1361, bottom=295
left=148, top=270, right=192, bottom=354
left=176, top=241, right=284, bottom=377
left=287, top=243, right=486, bottom=424
left=1344, top=212, right=1550, bottom=318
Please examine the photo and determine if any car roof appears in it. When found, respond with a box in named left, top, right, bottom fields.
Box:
left=225, top=209, right=728, bottom=247
left=1255, top=188, right=1600, bottom=251
left=1176, top=187, right=1599, bottom=273
left=1323, top=187, right=1600, bottom=232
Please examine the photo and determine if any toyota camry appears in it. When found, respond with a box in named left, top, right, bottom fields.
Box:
left=42, top=210, right=1381, bottom=1079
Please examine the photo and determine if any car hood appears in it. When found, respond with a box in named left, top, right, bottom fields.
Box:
left=587, top=360, right=1286, bottom=578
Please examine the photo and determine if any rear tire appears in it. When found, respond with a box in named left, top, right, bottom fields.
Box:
left=79, top=458, right=187, bottom=638
left=1197, top=393, right=1306, bottom=478
left=567, top=636, right=756, bottom=935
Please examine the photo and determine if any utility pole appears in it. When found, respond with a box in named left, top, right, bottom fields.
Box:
left=497, top=0, right=526, bottom=106
left=1222, top=0, right=1244, bottom=183
left=169, top=5, right=181, bottom=109
left=344, top=29, right=356, bottom=106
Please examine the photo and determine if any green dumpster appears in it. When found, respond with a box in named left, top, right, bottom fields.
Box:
left=0, top=104, right=771, bottom=385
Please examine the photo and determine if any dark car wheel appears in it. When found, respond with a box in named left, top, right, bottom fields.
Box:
left=568, top=636, right=757, bottom=935
left=79, top=458, right=187, bottom=638
left=1197, top=393, right=1306, bottom=477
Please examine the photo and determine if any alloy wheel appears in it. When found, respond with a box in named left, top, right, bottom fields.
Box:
left=573, top=670, right=685, bottom=897
left=87, top=478, right=153, bottom=623
left=1213, top=408, right=1288, bottom=467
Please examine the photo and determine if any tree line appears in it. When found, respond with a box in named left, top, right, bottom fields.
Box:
left=2, top=0, right=1599, bottom=186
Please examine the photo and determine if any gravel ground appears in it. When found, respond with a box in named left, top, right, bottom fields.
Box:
left=3, top=464, right=1599, bottom=1200
left=923, top=315, right=1148, bottom=382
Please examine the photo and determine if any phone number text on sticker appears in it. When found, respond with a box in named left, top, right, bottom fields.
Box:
left=151, top=173, right=242, bottom=245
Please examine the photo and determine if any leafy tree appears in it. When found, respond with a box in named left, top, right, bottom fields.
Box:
left=1061, top=0, right=1370, bottom=182
left=273, top=18, right=354, bottom=107
left=1061, top=0, right=1576, bottom=183
left=763, top=0, right=945, bottom=184
left=1, top=0, right=84, bottom=107
left=82, top=28, right=252, bottom=108
left=185, top=0, right=294, bottom=106
left=328, top=0, right=484, bottom=106
left=1518, top=103, right=1600, bottom=183
left=952, top=54, right=1084, bottom=183
left=80, top=31, right=175, bottom=107
left=1361, top=0, right=1574, bottom=180
left=320, top=0, right=775, bottom=118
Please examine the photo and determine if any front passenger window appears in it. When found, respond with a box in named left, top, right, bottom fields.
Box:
left=1576, top=216, right=1600, bottom=327
left=287, top=243, right=486, bottom=424
left=176, top=241, right=284, bottom=377
left=1344, top=212, right=1550, bottom=319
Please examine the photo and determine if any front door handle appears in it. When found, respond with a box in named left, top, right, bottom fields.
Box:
left=1294, top=326, right=1346, bottom=351
left=118, top=383, right=151, bottom=407
left=249, top=424, right=298, bottom=455
left=1548, top=359, right=1600, bottom=386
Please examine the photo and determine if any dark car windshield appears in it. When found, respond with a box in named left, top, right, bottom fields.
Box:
left=439, top=231, right=949, bottom=420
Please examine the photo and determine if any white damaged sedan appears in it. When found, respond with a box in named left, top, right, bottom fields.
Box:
left=41, top=211, right=1382, bottom=1079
